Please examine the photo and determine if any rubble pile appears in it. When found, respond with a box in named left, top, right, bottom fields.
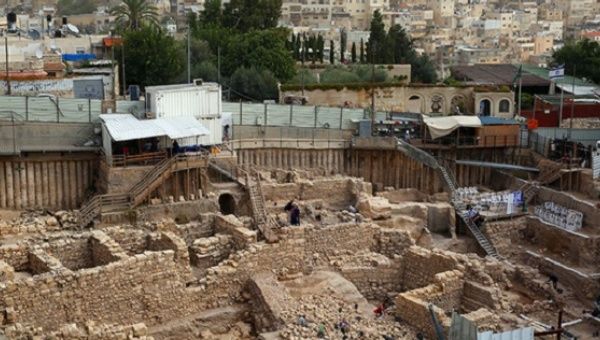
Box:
left=277, top=293, right=416, bottom=339
left=0, top=210, right=78, bottom=236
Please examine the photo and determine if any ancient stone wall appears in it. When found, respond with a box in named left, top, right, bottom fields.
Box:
left=101, top=227, right=149, bottom=255
left=395, top=270, right=464, bottom=339
left=461, top=281, right=500, bottom=312
left=400, top=247, right=459, bottom=291
left=214, top=214, right=257, bottom=249
left=261, top=177, right=364, bottom=208
left=523, top=251, right=600, bottom=300
left=0, top=250, right=193, bottom=331
left=104, top=166, right=152, bottom=194
left=303, top=223, right=379, bottom=257
left=247, top=273, right=288, bottom=333
left=524, top=216, right=598, bottom=265
left=340, top=260, right=404, bottom=301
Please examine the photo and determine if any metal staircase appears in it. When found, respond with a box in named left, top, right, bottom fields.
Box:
left=78, top=154, right=207, bottom=227
left=396, top=140, right=500, bottom=259
left=519, top=163, right=565, bottom=204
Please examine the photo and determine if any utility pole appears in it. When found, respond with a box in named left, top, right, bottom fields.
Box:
left=558, top=77, right=564, bottom=131
left=111, top=44, right=115, bottom=99
left=517, top=65, right=522, bottom=118
left=371, top=42, right=375, bottom=131
left=568, top=65, right=576, bottom=140
left=5, top=33, right=10, bottom=95
left=301, top=41, right=305, bottom=96
left=121, top=38, right=126, bottom=98
left=217, top=46, right=221, bottom=84
left=187, top=26, right=191, bottom=84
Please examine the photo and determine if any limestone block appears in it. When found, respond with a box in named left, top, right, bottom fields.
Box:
left=356, top=194, right=392, bottom=220
left=0, top=260, right=15, bottom=281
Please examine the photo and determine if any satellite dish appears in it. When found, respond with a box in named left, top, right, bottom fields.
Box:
left=66, top=23, right=79, bottom=34
left=35, top=48, right=43, bottom=59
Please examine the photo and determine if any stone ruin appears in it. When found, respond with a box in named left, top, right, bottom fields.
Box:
left=0, top=169, right=598, bottom=339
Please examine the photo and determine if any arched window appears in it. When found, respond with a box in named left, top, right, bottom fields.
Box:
left=407, top=95, right=423, bottom=113
left=499, top=99, right=510, bottom=113
left=479, top=99, right=491, bottom=116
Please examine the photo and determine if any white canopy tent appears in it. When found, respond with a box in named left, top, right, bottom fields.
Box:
left=99, top=114, right=210, bottom=161
left=422, top=115, right=482, bottom=139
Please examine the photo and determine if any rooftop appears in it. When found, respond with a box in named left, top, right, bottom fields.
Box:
left=451, top=64, right=550, bottom=87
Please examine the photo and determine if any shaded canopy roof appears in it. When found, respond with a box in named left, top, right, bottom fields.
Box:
left=100, top=114, right=210, bottom=142
left=451, top=64, right=550, bottom=87
left=423, top=115, right=482, bottom=139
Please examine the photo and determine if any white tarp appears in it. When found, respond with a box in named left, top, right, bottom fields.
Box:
left=593, top=151, right=600, bottom=180
left=423, top=115, right=482, bottom=139
left=100, top=114, right=210, bottom=142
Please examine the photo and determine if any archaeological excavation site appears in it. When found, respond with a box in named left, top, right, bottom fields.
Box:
left=1, top=88, right=600, bottom=339
left=0, top=137, right=599, bottom=340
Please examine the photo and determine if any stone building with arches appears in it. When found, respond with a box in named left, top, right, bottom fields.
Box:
left=280, top=84, right=514, bottom=118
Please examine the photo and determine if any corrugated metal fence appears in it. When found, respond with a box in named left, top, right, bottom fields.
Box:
left=0, top=95, right=383, bottom=131
left=529, top=128, right=600, bottom=155
left=223, top=102, right=387, bottom=129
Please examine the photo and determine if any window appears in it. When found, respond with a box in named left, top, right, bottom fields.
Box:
left=76, top=47, right=85, bottom=54
left=499, top=99, right=510, bottom=113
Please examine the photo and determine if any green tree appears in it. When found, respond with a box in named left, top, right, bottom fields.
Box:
left=120, top=26, right=184, bottom=89
left=222, top=0, right=282, bottom=31
left=317, top=34, right=324, bottom=63
left=57, top=0, right=96, bottom=15
left=320, top=67, right=361, bottom=84
left=340, top=28, right=347, bottom=63
left=553, top=39, right=600, bottom=83
left=385, top=24, right=416, bottom=64
left=230, top=67, right=278, bottom=101
left=110, top=0, right=159, bottom=30
left=353, top=65, right=388, bottom=82
left=412, top=55, right=437, bottom=83
left=520, top=92, right=534, bottom=110
left=175, top=39, right=217, bottom=82
left=360, top=38, right=365, bottom=63
left=288, top=68, right=319, bottom=85
left=199, top=0, right=223, bottom=27
left=194, top=61, right=219, bottom=82
left=367, top=10, right=386, bottom=63
left=222, top=29, right=295, bottom=81
left=351, top=42, right=357, bottom=63
left=329, top=40, right=334, bottom=65
left=309, top=34, right=317, bottom=64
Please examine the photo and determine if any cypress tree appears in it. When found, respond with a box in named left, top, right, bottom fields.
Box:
left=360, top=38, right=365, bottom=63
left=329, top=40, right=334, bottom=65
left=351, top=42, right=357, bottom=63
left=340, top=28, right=347, bottom=63
left=317, top=34, right=324, bottom=63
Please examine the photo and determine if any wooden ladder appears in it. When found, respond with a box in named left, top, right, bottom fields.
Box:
left=244, top=170, right=278, bottom=243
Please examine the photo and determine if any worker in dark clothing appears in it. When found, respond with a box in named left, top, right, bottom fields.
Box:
left=291, top=206, right=300, bottom=226
left=546, top=273, right=559, bottom=290
left=172, top=140, right=180, bottom=155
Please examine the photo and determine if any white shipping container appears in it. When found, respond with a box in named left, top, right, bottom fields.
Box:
left=178, top=116, right=223, bottom=146
left=145, top=82, right=222, bottom=119
left=145, top=82, right=223, bottom=146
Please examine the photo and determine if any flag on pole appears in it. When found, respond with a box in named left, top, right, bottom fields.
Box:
left=512, top=64, right=522, bottom=88
left=549, top=64, right=565, bottom=80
